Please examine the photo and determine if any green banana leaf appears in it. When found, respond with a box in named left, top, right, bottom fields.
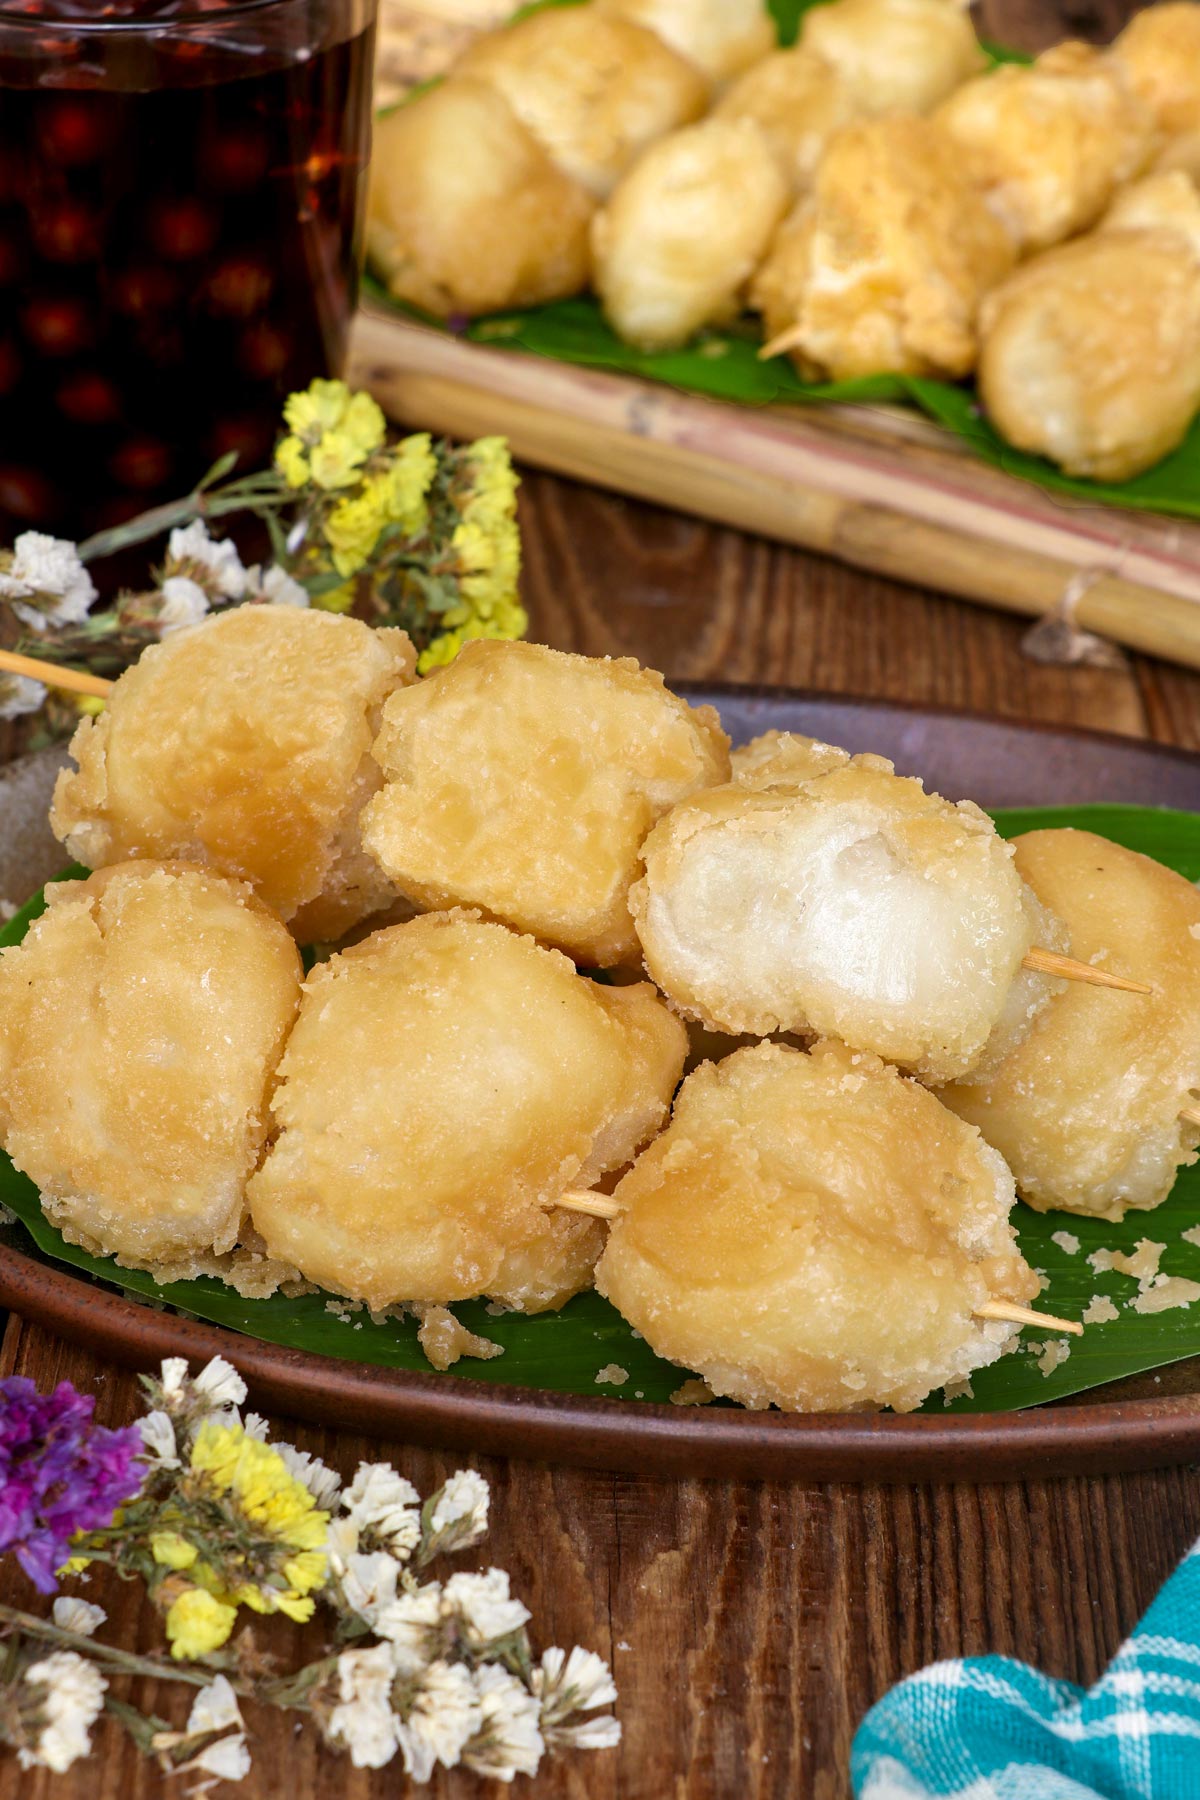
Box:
left=3, top=803, right=1200, bottom=1415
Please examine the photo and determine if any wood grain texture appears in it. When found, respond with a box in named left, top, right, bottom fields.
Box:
left=4, top=4, right=1200, bottom=1797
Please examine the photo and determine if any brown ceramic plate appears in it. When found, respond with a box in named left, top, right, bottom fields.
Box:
left=2, top=689, right=1199, bottom=1482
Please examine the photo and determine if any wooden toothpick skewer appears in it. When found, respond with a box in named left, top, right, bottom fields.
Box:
left=549, top=1190, right=623, bottom=1221
left=759, top=323, right=808, bottom=362
left=975, top=1299, right=1084, bottom=1337
left=1021, top=945, right=1152, bottom=995
left=1181, top=1107, right=1200, bottom=1129
left=0, top=646, right=113, bottom=700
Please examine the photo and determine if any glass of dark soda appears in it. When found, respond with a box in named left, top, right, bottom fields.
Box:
left=0, top=0, right=377, bottom=544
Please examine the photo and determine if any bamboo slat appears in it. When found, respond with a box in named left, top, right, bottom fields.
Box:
left=348, top=307, right=1200, bottom=671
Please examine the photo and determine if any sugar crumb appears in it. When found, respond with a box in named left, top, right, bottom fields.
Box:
left=1051, top=1230, right=1080, bottom=1256
left=942, top=1377, right=974, bottom=1405
left=595, top=1364, right=629, bottom=1387
left=1083, top=1294, right=1119, bottom=1325
left=1182, top=1226, right=1200, bottom=1249
left=1035, top=1338, right=1073, bottom=1376
left=1132, top=1276, right=1200, bottom=1315
left=670, top=1379, right=715, bottom=1406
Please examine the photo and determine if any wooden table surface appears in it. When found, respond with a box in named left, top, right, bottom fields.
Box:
left=5, top=3, right=1200, bottom=1795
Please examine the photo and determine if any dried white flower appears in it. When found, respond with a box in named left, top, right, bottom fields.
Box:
left=324, top=1513, right=360, bottom=1574
left=464, top=1664, right=544, bottom=1782
left=276, top=1442, right=341, bottom=1510
left=0, top=532, right=96, bottom=632
left=327, top=1644, right=401, bottom=1770
left=427, top=1469, right=489, bottom=1549
left=259, top=564, right=309, bottom=607
left=374, top=1581, right=445, bottom=1675
left=397, top=1660, right=480, bottom=1782
left=50, top=1598, right=106, bottom=1639
left=167, top=521, right=248, bottom=600
left=157, top=575, right=210, bottom=633
left=535, top=1646, right=618, bottom=1715
left=338, top=1551, right=401, bottom=1629
left=186, top=1676, right=244, bottom=1737
left=182, top=1732, right=252, bottom=1787
left=342, top=1463, right=421, bottom=1558
left=192, top=1356, right=247, bottom=1410
left=239, top=1412, right=270, bottom=1441
left=137, top=1410, right=178, bottom=1466
left=0, top=673, right=46, bottom=720
left=18, top=1651, right=106, bottom=1773
left=551, top=1714, right=622, bottom=1751
left=442, top=1569, right=530, bottom=1649
left=159, top=1357, right=190, bottom=1405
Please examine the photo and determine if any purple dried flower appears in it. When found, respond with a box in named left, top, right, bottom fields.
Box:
left=0, top=1376, right=143, bottom=1593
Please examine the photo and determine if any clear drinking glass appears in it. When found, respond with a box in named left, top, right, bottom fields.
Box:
left=0, top=0, right=377, bottom=545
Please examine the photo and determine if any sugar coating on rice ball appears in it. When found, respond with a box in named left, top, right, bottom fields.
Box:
left=0, top=861, right=302, bottom=1271
left=596, top=1040, right=1038, bottom=1413
left=360, top=639, right=730, bottom=967
left=246, top=910, right=688, bottom=1312
left=50, top=606, right=417, bottom=943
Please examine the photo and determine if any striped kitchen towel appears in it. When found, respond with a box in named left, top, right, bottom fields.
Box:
left=852, top=1537, right=1200, bottom=1799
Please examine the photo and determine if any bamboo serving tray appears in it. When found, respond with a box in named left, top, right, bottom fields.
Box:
left=359, top=0, right=1200, bottom=670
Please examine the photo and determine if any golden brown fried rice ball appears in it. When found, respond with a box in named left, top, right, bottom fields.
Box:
left=596, top=0, right=776, bottom=83
left=50, top=605, right=416, bottom=944
left=750, top=116, right=1016, bottom=381
left=591, top=116, right=789, bottom=351
left=631, top=746, right=1041, bottom=1081
left=366, top=79, right=594, bottom=319
left=714, top=48, right=861, bottom=194
left=360, top=639, right=730, bottom=967
left=245, top=911, right=688, bottom=1313
left=0, top=862, right=302, bottom=1272
left=941, top=829, right=1200, bottom=1222
left=798, top=0, right=985, bottom=118
left=933, top=42, right=1158, bottom=252
left=1111, top=2, right=1200, bottom=137
left=458, top=8, right=710, bottom=199
left=596, top=1040, right=1039, bottom=1413
left=977, top=171, right=1200, bottom=481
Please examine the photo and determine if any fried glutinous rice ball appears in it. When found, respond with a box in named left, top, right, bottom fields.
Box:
left=630, top=735, right=1046, bottom=1082
left=595, top=1041, right=1038, bottom=1413
left=751, top=115, right=1016, bottom=381
left=977, top=171, right=1200, bottom=483
left=596, top=0, right=776, bottom=84
left=713, top=48, right=861, bottom=195
left=457, top=6, right=710, bottom=199
left=360, top=640, right=730, bottom=967
left=591, top=115, right=789, bottom=351
left=933, top=42, right=1157, bottom=252
left=50, top=606, right=416, bottom=944
left=1111, top=1, right=1200, bottom=138
left=366, top=78, right=594, bottom=319
left=245, top=911, right=687, bottom=1313
left=0, top=862, right=302, bottom=1271
left=941, top=830, right=1200, bottom=1223
left=798, top=0, right=985, bottom=119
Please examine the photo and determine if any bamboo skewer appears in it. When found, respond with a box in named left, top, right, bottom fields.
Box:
left=549, top=1191, right=622, bottom=1221
left=974, top=1299, right=1084, bottom=1337
left=1181, top=1107, right=1200, bottom=1129
left=759, top=324, right=808, bottom=362
left=1021, top=946, right=1152, bottom=995
left=0, top=647, right=112, bottom=700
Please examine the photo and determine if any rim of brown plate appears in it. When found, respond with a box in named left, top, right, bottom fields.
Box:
left=2, top=688, right=1199, bottom=1482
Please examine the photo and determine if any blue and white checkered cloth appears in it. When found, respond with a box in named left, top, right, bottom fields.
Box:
left=852, top=1538, right=1200, bottom=1799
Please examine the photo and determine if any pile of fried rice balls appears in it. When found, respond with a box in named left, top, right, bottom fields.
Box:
left=1, top=606, right=1197, bottom=1412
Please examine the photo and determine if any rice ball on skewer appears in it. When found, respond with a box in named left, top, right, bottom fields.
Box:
left=751, top=116, right=1016, bottom=381
left=595, top=1040, right=1045, bottom=1413
left=591, top=115, right=789, bottom=352
left=630, top=740, right=1059, bottom=1082
left=360, top=639, right=731, bottom=967
left=933, top=42, right=1158, bottom=253
left=798, top=0, right=985, bottom=118
left=0, top=862, right=302, bottom=1274
left=596, top=0, right=776, bottom=84
left=941, top=829, right=1200, bottom=1222
left=50, top=605, right=416, bottom=944
left=366, top=79, right=594, bottom=319
left=457, top=7, right=710, bottom=200
left=246, top=911, right=688, bottom=1314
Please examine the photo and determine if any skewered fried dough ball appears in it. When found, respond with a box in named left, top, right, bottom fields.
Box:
left=366, top=79, right=594, bottom=319
left=933, top=42, right=1158, bottom=252
left=630, top=739, right=1041, bottom=1081
left=750, top=116, right=1016, bottom=382
left=596, top=0, right=775, bottom=83
left=941, top=830, right=1200, bottom=1223
left=977, top=172, right=1200, bottom=482
left=457, top=8, right=710, bottom=200
left=596, top=1041, right=1039, bottom=1413
left=591, top=117, right=788, bottom=351
left=798, top=0, right=985, bottom=118
left=246, top=912, right=687, bottom=1313
left=1111, top=2, right=1200, bottom=137
left=730, top=728, right=851, bottom=787
left=0, top=863, right=301, bottom=1272
left=51, top=606, right=416, bottom=943
left=713, top=49, right=860, bottom=194
left=361, top=640, right=730, bottom=967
